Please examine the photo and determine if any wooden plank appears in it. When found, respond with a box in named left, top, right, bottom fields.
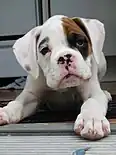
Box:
left=0, top=122, right=115, bottom=136
left=109, top=119, right=116, bottom=124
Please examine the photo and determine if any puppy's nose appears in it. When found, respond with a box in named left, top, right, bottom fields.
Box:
left=57, top=54, right=72, bottom=64
left=57, top=56, right=65, bottom=64
left=64, top=54, right=72, bottom=59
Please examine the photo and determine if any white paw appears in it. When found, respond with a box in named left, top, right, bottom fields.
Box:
left=0, top=108, right=10, bottom=125
left=74, top=113, right=110, bottom=140
left=0, top=101, right=23, bottom=125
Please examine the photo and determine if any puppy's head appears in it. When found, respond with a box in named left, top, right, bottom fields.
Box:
left=13, top=15, right=105, bottom=89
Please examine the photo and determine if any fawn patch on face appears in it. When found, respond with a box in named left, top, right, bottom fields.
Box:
left=62, top=17, right=92, bottom=58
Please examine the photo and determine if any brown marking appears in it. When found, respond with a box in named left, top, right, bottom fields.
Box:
left=62, top=17, right=85, bottom=36
left=62, top=17, right=92, bottom=55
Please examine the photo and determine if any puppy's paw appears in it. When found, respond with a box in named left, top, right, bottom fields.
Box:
left=0, top=108, right=9, bottom=125
left=0, top=101, right=23, bottom=125
left=74, top=113, right=110, bottom=140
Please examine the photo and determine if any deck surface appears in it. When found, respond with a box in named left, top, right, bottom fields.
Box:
left=0, top=122, right=115, bottom=155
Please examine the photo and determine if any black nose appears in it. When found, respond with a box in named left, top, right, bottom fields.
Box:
left=57, top=54, right=72, bottom=64
left=57, top=56, right=65, bottom=64
left=64, top=54, right=72, bottom=59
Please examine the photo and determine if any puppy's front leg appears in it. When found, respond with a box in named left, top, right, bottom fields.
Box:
left=74, top=77, right=112, bottom=140
left=0, top=75, right=45, bottom=125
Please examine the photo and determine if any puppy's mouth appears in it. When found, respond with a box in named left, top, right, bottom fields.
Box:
left=58, top=73, right=82, bottom=87
left=64, top=73, right=79, bottom=79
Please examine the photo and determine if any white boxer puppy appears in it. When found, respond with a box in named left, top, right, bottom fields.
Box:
left=0, top=15, right=112, bottom=140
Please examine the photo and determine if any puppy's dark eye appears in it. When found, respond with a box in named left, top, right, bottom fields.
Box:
left=67, top=33, right=86, bottom=48
left=76, top=38, right=84, bottom=46
left=67, top=33, right=88, bottom=58
left=40, top=47, right=49, bottom=55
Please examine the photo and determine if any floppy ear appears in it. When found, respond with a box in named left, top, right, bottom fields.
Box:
left=13, top=26, right=41, bottom=79
left=72, top=17, right=105, bottom=65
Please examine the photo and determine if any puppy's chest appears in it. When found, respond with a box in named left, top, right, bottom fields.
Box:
left=40, top=87, right=83, bottom=110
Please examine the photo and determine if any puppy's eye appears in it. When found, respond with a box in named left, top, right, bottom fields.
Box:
left=75, top=34, right=87, bottom=47
left=76, top=38, right=84, bottom=46
left=68, top=33, right=86, bottom=48
left=40, top=47, right=50, bottom=55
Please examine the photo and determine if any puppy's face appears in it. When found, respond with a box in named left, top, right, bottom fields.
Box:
left=36, top=16, right=92, bottom=89
left=14, top=15, right=105, bottom=90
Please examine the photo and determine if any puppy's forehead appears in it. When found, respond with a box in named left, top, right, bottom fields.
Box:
left=61, top=17, right=85, bottom=36
left=41, top=16, right=85, bottom=36
left=39, top=16, right=67, bottom=47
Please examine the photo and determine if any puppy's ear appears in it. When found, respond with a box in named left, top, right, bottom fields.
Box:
left=13, top=26, right=42, bottom=79
left=72, top=17, right=105, bottom=65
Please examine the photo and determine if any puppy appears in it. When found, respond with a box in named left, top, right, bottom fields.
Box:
left=0, top=15, right=112, bottom=140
